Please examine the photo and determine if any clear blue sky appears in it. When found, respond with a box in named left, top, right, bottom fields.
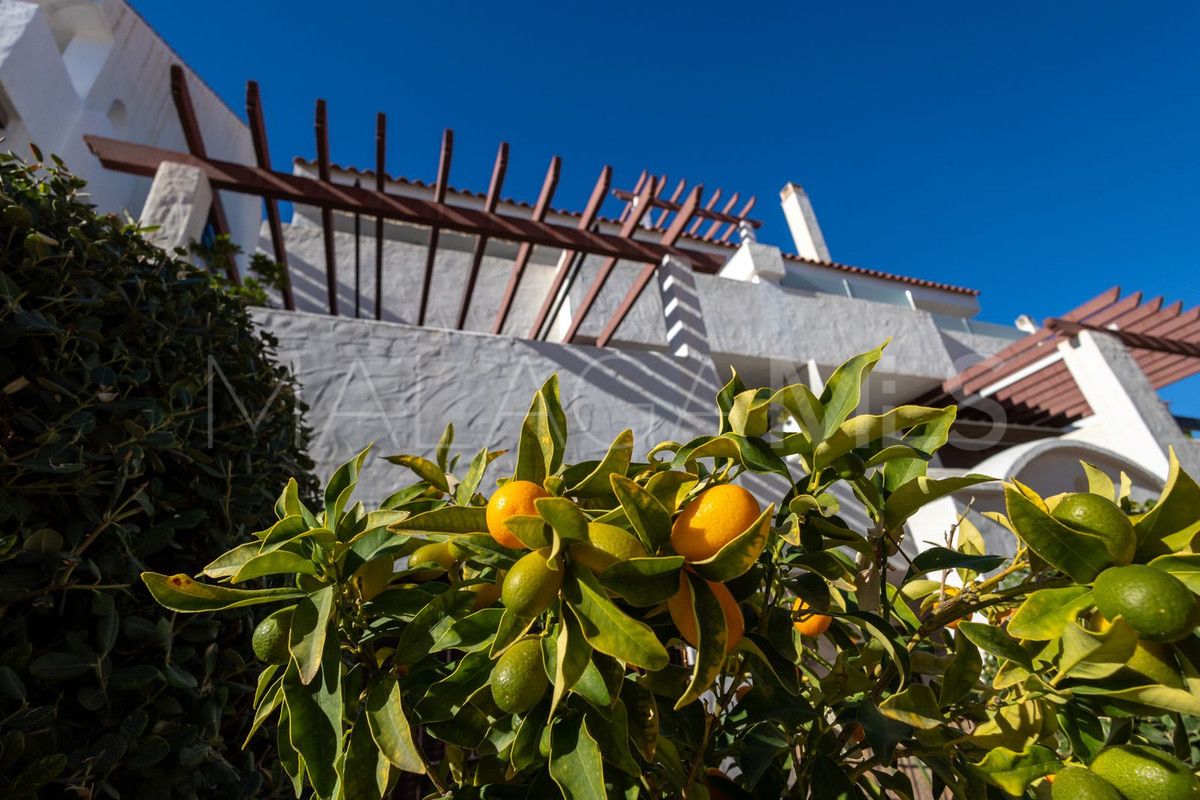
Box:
left=136, top=1, right=1199, bottom=414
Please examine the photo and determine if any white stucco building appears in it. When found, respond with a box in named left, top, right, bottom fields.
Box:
left=3, top=0, right=1197, bottom=555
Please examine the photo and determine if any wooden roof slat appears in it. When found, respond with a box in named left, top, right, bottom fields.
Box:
left=595, top=185, right=704, bottom=348
left=527, top=166, right=613, bottom=341
left=373, top=112, right=386, bottom=321
left=562, top=180, right=658, bottom=344
left=456, top=142, right=509, bottom=329
left=245, top=80, right=292, bottom=309
left=314, top=98, right=337, bottom=315
left=418, top=129, right=454, bottom=326
left=492, top=155, right=561, bottom=335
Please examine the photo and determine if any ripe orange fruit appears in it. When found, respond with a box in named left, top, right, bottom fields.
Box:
left=486, top=480, right=549, bottom=549
left=792, top=597, right=832, bottom=638
left=670, top=484, right=761, bottom=562
left=667, top=573, right=744, bottom=653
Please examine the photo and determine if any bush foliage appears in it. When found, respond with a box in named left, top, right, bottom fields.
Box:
left=0, top=149, right=316, bottom=799
left=147, top=343, right=1200, bottom=799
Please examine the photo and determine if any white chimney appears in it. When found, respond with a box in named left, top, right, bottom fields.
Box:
left=780, top=183, right=831, bottom=263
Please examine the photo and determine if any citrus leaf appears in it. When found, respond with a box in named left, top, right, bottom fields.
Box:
left=1005, top=485, right=1111, bottom=583
left=1135, top=447, right=1200, bottom=560
left=690, top=504, right=775, bottom=582
left=1148, top=553, right=1200, bottom=594
left=971, top=744, right=1057, bottom=796
left=324, top=444, right=372, bottom=532
left=201, top=541, right=263, bottom=580
left=564, top=569, right=668, bottom=671
left=940, top=632, right=982, bottom=706
left=505, top=514, right=553, bottom=549
left=543, top=609, right=592, bottom=719
left=957, top=621, right=1033, bottom=671
left=857, top=701, right=912, bottom=764
left=1071, top=682, right=1200, bottom=716
left=1080, top=461, right=1117, bottom=502
left=454, top=447, right=505, bottom=505
left=644, top=470, right=699, bottom=513
left=1057, top=617, right=1137, bottom=681
left=669, top=435, right=742, bottom=470
left=568, top=429, right=633, bottom=496
left=837, top=609, right=910, bottom=682
left=383, top=453, right=449, bottom=493
left=282, top=648, right=342, bottom=797
left=396, top=588, right=475, bottom=663
left=902, top=546, right=1004, bottom=582
left=549, top=717, right=606, bottom=800
left=610, top=475, right=672, bottom=554
left=489, top=606, right=536, bottom=659
left=675, top=572, right=729, bottom=710
left=365, top=677, right=424, bottom=773
left=819, top=342, right=886, bottom=440
left=289, top=585, right=335, bottom=685
left=1006, top=586, right=1094, bottom=641
left=515, top=375, right=567, bottom=483
left=585, top=701, right=641, bottom=777
left=141, top=572, right=303, bottom=612
left=231, top=550, right=318, bottom=583
left=878, top=684, right=943, bottom=730
left=882, top=406, right=958, bottom=491
left=536, top=497, right=589, bottom=543
left=599, top=556, right=685, bottom=607
left=728, top=387, right=773, bottom=438
left=389, top=505, right=488, bottom=536
left=883, top=473, right=994, bottom=531
left=339, top=712, right=389, bottom=798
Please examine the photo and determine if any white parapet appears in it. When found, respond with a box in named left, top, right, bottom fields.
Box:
left=139, top=161, right=212, bottom=252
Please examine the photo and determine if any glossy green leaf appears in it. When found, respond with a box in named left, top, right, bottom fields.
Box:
left=1071, top=682, right=1200, bottom=716
left=324, top=445, right=372, bottom=531
left=454, top=447, right=505, bottom=505
left=549, top=717, right=606, bottom=800
left=1007, top=586, right=1094, bottom=641
left=1136, top=448, right=1200, bottom=560
left=1149, top=553, right=1200, bottom=593
left=536, top=497, right=589, bottom=543
left=883, top=473, right=994, bottom=531
left=283, top=650, right=342, bottom=798
left=1057, top=617, right=1137, bottom=681
left=429, top=608, right=503, bottom=654
left=878, top=683, right=943, bottom=729
left=365, top=677, right=424, bottom=773
left=564, top=569, right=668, bottom=671
left=201, top=541, right=263, bottom=580
left=489, top=606, right=537, bottom=658
left=339, top=713, right=389, bottom=798
left=716, top=368, right=747, bottom=435
left=957, top=621, right=1033, bottom=671
left=515, top=375, right=567, bottom=483
left=544, top=608, right=592, bottom=718
left=232, top=549, right=318, bottom=583
left=772, top=382, right=824, bottom=449
left=856, top=701, right=912, bottom=765
left=389, top=504, right=488, bottom=536
left=690, top=504, right=775, bottom=582
left=568, top=429, right=634, bottom=496
left=972, top=744, right=1057, bottom=796
left=586, top=702, right=640, bottom=777
left=940, top=632, right=982, bottom=706
left=882, top=406, right=957, bottom=491
left=1081, top=461, right=1117, bottom=502
left=435, top=422, right=454, bottom=471
left=504, top=514, right=553, bottom=549
left=1005, top=484, right=1112, bottom=583
left=728, top=387, right=773, bottom=438
left=141, top=572, right=303, bottom=612
left=643, top=470, right=699, bottom=513
left=383, top=453, right=449, bottom=493
left=818, top=342, right=886, bottom=440
left=289, top=585, right=336, bottom=685
left=902, top=546, right=1004, bottom=582
left=395, top=588, right=475, bottom=663
left=675, top=572, right=729, bottom=710
left=599, top=556, right=685, bottom=606
left=610, top=474, right=673, bottom=554
left=669, top=435, right=741, bottom=470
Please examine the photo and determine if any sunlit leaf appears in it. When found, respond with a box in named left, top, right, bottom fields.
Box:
left=141, top=572, right=303, bottom=612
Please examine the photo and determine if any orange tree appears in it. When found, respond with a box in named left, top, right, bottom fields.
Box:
left=141, top=345, right=1200, bottom=798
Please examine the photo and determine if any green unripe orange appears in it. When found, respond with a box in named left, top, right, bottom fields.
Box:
left=491, top=638, right=548, bottom=714
left=1051, top=493, right=1135, bottom=566
left=355, top=557, right=395, bottom=600
left=1094, top=565, right=1197, bottom=643
left=1090, top=744, right=1200, bottom=800
left=409, top=542, right=456, bottom=580
left=1049, top=766, right=1122, bottom=800
left=501, top=548, right=562, bottom=618
left=252, top=608, right=293, bottom=665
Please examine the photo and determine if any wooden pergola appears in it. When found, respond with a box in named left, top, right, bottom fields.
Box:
left=915, top=287, right=1200, bottom=428
left=86, top=67, right=764, bottom=346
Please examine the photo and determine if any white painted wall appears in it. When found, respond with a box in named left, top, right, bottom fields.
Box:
left=0, top=0, right=259, bottom=268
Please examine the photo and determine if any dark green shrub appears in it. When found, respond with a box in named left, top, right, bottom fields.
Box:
left=0, top=148, right=317, bottom=799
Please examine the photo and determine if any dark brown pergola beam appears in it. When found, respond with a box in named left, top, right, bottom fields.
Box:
left=688, top=188, right=722, bottom=236
left=418, top=129, right=453, bottom=326
left=651, top=178, right=686, bottom=230
left=85, top=136, right=724, bottom=275
left=619, top=170, right=649, bottom=223
left=374, top=112, right=386, bottom=321
left=493, top=155, right=560, bottom=335
left=527, top=165, right=612, bottom=340
left=1047, top=317, right=1200, bottom=359
left=595, top=184, right=703, bottom=348
left=562, top=180, right=658, bottom=343
left=171, top=65, right=238, bottom=283
left=615, top=185, right=760, bottom=231
left=314, top=99, right=338, bottom=315
left=718, top=196, right=758, bottom=243
left=456, top=142, right=509, bottom=329
left=701, top=192, right=739, bottom=240
left=245, top=80, right=293, bottom=309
